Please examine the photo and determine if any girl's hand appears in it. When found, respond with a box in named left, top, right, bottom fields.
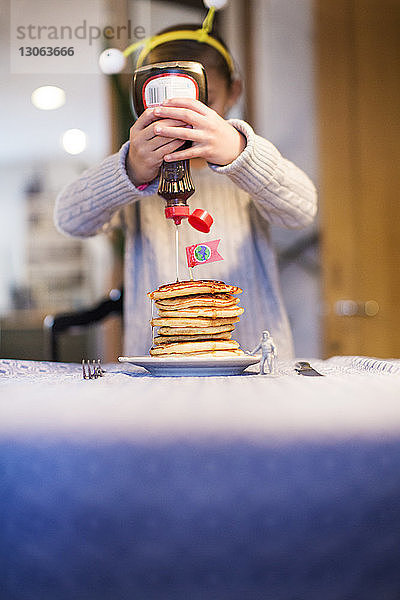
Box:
left=152, top=98, right=247, bottom=166
left=126, top=108, right=189, bottom=186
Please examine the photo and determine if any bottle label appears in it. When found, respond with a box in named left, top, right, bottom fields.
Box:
left=143, top=73, right=199, bottom=108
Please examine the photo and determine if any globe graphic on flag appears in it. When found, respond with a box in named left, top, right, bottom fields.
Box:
left=194, top=244, right=211, bottom=262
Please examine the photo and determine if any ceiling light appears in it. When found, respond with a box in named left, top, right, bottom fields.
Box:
left=62, top=129, right=87, bottom=155
left=31, top=85, right=66, bottom=110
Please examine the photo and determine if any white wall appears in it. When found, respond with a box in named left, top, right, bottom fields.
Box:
left=250, top=0, right=321, bottom=357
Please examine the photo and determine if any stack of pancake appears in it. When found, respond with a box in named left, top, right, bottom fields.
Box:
left=148, top=280, right=244, bottom=357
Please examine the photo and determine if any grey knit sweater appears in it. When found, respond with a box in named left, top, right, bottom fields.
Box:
left=55, top=119, right=317, bottom=358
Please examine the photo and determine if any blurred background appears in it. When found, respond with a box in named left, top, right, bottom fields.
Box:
left=0, top=0, right=398, bottom=362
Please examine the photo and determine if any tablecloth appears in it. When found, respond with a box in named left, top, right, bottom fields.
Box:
left=1, top=356, right=400, bottom=600
left=1, top=355, right=400, bottom=441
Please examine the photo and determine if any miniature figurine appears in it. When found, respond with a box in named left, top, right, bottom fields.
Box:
left=251, top=330, right=277, bottom=375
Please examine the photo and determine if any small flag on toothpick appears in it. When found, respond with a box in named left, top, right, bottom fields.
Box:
left=186, top=239, right=224, bottom=268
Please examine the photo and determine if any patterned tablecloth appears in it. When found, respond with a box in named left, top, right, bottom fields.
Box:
left=1, top=356, right=400, bottom=599
left=1, top=355, right=400, bottom=440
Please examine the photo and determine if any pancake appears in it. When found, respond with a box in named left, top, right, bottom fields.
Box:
left=151, top=350, right=245, bottom=357
left=148, top=279, right=245, bottom=358
left=148, top=279, right=242, bottom=300
left=151, top=316, right=239, bottom=328
left=150, top=339, right=240, bottom=356
left=158, top=324, right=235, bottom=336
left=155, top=293, right=239, bottom=310
left=157, top=306, right=244, bottom=319
left=153, top=332, right=232, bottom=345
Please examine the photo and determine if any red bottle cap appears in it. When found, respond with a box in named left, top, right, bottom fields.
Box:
left=188, top=208, right=213, bottom=233
left=165, top=205, right=190, bottom=225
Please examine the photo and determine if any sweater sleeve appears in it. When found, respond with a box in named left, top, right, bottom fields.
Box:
left=54, top=141, right=159, bottom=237
left=209, top=119, right=317, bottom=229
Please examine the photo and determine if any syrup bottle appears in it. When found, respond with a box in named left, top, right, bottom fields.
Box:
left=131, top=61, right=208, bottom=225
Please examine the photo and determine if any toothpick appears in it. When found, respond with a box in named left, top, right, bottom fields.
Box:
left=151, top=298, right=155, bottom=345
left=175, top=224, right=180, bottom=282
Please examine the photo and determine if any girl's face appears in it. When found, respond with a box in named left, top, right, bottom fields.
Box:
left=205, top=68, right=242, bottom=117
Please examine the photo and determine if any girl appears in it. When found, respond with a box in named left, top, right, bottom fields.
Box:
left=55, top=21, right=317, bottom=359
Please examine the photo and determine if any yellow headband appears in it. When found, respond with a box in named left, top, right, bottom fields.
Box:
left=122, top=7, right=234, bottom=74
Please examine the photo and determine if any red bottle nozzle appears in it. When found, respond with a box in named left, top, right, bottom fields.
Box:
left=164, top=205, right=213, bottom=231
left=165, top=205, right=190, bottom=225
left=188, top=208, right=213, bottom=233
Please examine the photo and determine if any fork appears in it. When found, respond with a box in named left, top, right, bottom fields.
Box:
left=82, top=359, right=105, bottom=380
